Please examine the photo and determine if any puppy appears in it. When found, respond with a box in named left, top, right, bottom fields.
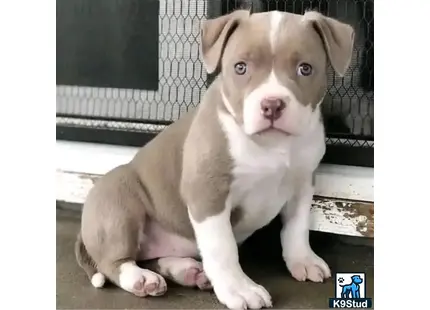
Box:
left=75, top=9, right=354, bottom=310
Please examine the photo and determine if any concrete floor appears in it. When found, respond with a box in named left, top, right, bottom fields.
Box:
left=56, top=205, right=373, bottom=309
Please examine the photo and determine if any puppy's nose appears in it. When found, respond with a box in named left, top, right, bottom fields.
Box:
left=260, top=97, right=286, bottom=121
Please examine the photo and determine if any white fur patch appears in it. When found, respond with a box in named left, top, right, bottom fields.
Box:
left=269, top=11, right=284, bottom=52
left=118, top=262, right=160, bottom=293
left=218, top=109, right=292, bottom=242
left=218, top=105, right=328, bottom=285
left=91, top=272, right=106, bottom=288
left=119, top=262, right=142, bottom=292
left=217, top=103, right=325, bottom=242
left=188, top=206, right=272, bottom=309
left=280, top=175, right=331, bottom=282
left=188, top=206, right=237, bottom=279
left=280, top=179, right=314, bottom=255
left=221, top=86, right=236, bottom=117
left=243, top=70, right=316, bottom=136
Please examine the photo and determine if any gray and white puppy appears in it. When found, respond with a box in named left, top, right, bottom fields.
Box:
left=75, top=9, right=354, bottom=310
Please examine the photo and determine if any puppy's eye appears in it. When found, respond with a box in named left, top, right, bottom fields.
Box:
left=234, top=62, right=247, bottom=75
left=297, top=63, right=313, bottom=76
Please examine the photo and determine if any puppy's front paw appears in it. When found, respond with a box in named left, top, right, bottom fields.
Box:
left=213, top=277, right=272, bottom=310
left=285, top=252, right=331, bottom=283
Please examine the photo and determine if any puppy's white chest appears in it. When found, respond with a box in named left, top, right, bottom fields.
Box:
left=229, top=149, right=292, bottom=242
left=218, top=110, right=323, bottom=243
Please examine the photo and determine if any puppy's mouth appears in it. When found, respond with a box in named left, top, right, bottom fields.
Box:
left=255, top=123, right=292, bottom=136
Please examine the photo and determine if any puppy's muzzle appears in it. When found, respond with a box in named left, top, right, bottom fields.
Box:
left=260, top=97, right=288, bottom=122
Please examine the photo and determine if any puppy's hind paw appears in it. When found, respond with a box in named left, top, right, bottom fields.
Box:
left=119, top=262, right=167, bottom=297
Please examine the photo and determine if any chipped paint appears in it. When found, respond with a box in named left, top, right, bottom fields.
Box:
left=311, top=197, right=374, bottom=238
left=56, top=170, right=374, bottom=238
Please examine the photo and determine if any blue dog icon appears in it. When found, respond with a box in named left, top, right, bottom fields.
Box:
left=340, top=275, right=363, bottom=298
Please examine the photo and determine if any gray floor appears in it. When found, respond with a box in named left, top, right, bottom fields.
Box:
left=56, top=206, right=373, bottom=309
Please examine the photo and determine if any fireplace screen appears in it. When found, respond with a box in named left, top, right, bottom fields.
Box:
left=56, top=0, right=374, bottom=167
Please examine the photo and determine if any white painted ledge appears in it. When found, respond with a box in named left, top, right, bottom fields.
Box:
left=56, top=140, right=374, bottom=201
left=56, top=140, right=374, bottom=238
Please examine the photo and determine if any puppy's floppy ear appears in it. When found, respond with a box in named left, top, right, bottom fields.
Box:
left=200, top=10, right=250, bottom=74
left=304, top=11, right=355, bottom=77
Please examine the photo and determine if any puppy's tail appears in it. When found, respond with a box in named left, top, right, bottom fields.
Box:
left=75, top=232, right=106, bottom=288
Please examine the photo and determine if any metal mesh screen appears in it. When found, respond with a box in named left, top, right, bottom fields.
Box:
left=56, top=0, right=374, bottom=150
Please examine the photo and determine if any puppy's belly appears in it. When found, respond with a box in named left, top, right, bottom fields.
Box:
left=137, top=217, right=199, bottom=261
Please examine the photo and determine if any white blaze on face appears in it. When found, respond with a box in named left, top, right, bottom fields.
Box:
left=270, top=10, right=284, bottom=50
left=241, top=11, right=315, bottom=136
left=242, top=70, right=314, bottom=136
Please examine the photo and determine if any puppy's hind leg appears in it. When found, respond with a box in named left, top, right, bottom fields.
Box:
left=80, top=164, right=167, bottom=297
left=145, top=257, right=212, bottom=290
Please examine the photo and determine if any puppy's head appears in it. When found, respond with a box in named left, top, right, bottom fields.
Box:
left=201, top=10, right=355, bottom=137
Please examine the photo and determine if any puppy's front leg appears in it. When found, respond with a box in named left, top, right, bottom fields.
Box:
left=281, top=172, right=331, bottom=282
left=189, top=204, right=272, bottom=310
